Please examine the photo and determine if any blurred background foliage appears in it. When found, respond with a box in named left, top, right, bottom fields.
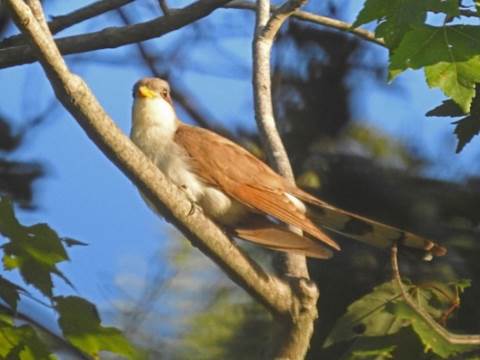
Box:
left=1, top=0, right=480, bottom=358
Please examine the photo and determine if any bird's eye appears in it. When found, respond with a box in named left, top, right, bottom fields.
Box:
left=162, top=89, right=168, bottom=98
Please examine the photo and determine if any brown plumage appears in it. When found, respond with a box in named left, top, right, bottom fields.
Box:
left=131, top=77, right=447, bottom=260
left=175, top=125, right=340, bottom=251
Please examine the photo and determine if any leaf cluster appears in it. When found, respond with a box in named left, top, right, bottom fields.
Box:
left=0, top=197, right=138, bottom=359
left=325, top=280, right=477, bottom=359
left=354, top=0, right=480, bottom=151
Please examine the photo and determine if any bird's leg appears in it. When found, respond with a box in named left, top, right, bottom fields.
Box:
left=179, top=184, right=201, bottom=216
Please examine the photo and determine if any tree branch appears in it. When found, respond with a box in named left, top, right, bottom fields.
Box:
left=0, top=0, right=231, bottom=69
left=252, top=0, right=318, bottom=358
left=253, top=0, right=300, bottom=181
left=0, top=0, right=386, bottom=70
left=6, top=0, right=293, bottom=319
left=228, top=0, right=385, bottom=47
left=0, top=0, right=134, bottom=48
left=391, top=243, right=480, bottom=345
left=158, top=0, right=171, bottom=16
left=25, top=0, right=50, bottom=34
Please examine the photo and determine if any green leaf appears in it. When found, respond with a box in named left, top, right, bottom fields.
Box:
left=324, top=281, right=405, bottom=347
left=453, top=115, right=480, bottom=152
left=454, top=278, right=471, bottom=292
left=354, top=0, right=426, bottom=48
left=425, top=57, right=480, bottom=112
left=428, top=91, right=480, bottom=152
left=390, top=25, right=480, bottom=111
left=24, top=224, right=69, bottom=264
left=389, top=302, right=476, bottom=358
left=0, top=321, right=56, bottom=360
left=0, top=308, right=14, bottom=326
left=343, top=327, right=426, bottom=360
left=3, top=254, right=20, bottom=270
left=390, top=25, right=480, bottom=70
left=452, top=89, right=480, bottom=152
left=324, top=279, right=466, bottom=350
left=62, top=237, right=88, bottom=247
left=55, top=296, right=137, bottom=359
left=353, top=0, right=460, bottom=48
left=0, top=276, right=23, bottom=310
left=0, top=197, right=23, bottom=239
left=426, top=99, right=465, bottom=117
left=343, top=336, right=397, bottom=360
left=1, top=218, right=72, bottom=297
left=426, top=0, right=460, bottom=16
left=353, top=0, right=391, bottom=27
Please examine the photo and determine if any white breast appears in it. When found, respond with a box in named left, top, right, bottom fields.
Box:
left=131, top=97, right=248, bottom=225
left=131, top=98, right=205, bottom=202
left=131, top=97, right=176, bottom=154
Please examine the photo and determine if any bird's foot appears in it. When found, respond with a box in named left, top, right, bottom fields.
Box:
left=187, top=201, right=201, bottom=216
left=179, top=184, right=201, bottom=216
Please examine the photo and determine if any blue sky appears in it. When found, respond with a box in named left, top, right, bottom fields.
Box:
left=1, top=0, right=480, bottom=331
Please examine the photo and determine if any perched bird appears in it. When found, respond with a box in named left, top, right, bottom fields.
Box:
left=130, top=77, right=446, bottom=260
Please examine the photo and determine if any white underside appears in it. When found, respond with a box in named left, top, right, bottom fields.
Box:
left=131, top=97, right=248, bottom=225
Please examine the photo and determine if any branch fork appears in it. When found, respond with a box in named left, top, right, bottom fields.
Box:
left=6, top=0, right=322, bottom=357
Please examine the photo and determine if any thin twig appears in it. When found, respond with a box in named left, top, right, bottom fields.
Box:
left=6, top=0, right=293, bottom=319
left=0, top=0, right=134, bottom=48
left=391, top=243, right=480, bottom=345
left=159, top=0, right=170, bottom=16
left=227, top=0, right=385, bottom=47
left=0, top=0, right=386, bottom=69
left=0, top=0, right=232, bottom=69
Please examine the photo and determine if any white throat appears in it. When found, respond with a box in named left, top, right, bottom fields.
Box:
left=131, top=97, right=176, bottom=134
left=130, top=97, right=177, bottom=156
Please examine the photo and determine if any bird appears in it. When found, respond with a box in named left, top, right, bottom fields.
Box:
left=130, top=77, right=447, bottom=260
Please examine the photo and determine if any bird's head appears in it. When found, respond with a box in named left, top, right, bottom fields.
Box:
left=133, top=77, right=173, bottom=104
left=132, top=77, right=177, bottom=130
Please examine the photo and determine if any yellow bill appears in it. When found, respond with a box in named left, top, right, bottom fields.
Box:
left=138, top=85, right=158, bottom=98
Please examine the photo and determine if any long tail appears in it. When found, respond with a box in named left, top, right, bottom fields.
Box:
left=291, top=188, right=447, bottom=259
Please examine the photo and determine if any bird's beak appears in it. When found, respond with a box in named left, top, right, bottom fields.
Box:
left=138, top=85, right=158, bottom=98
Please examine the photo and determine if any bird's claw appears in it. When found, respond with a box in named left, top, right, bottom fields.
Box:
left=179, top=184, right=200, bottom=216
left=187, top=201, right=198, bottom=216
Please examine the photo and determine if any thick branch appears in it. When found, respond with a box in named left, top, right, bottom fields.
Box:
left=0, top=0, right=134, bottom=48
left=25, top=0, right=50, bottom=34
left=253, top=0, right=309, bottom=277
left=252, top=0, right=318, bottom=358
left=6, top=0, right=293, bottom=318
left=0, top=0, right=231, bottom=69
left=253, top=0, right=298, bottom=180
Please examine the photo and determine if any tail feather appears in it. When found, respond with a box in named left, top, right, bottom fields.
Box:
left=233, top=220, right=333, bottom=259
left=291, top=188, right=447, bottom=258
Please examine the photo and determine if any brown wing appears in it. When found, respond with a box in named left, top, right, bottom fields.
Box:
left=174, top=124, right=340, bottom=250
